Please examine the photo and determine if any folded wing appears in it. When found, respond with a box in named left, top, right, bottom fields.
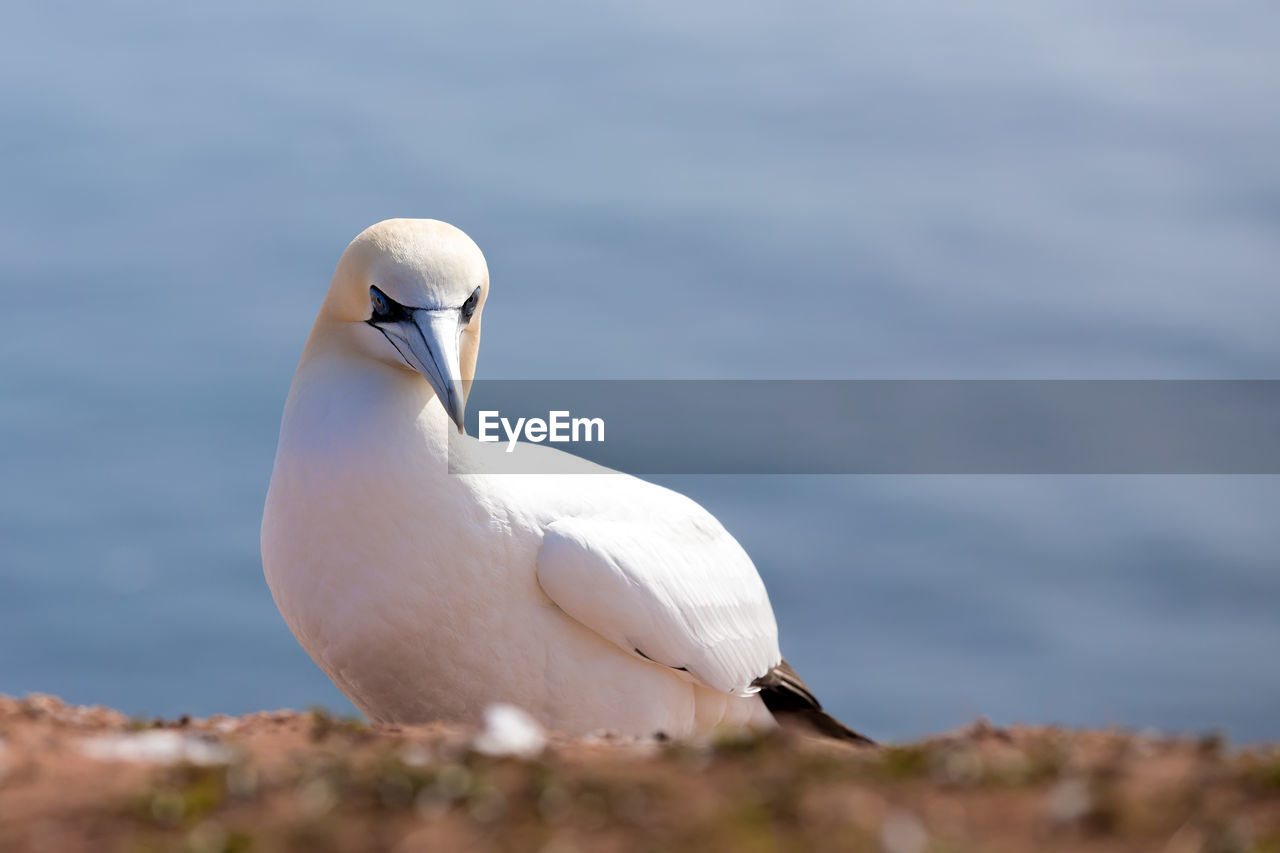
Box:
left=536, top=508, right=782, bottom=696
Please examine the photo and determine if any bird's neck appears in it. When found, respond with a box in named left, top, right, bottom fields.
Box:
left=283, top=331, right=457, bottom=468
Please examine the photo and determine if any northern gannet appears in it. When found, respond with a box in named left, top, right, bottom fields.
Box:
left=262, top=219, right=869, bottom=742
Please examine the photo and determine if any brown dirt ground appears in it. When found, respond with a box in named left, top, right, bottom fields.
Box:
left=1, top=694, right=1277, bottom=852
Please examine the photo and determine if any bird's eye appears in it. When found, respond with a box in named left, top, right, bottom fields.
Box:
left=370, top=287, right=389, bottom=317
left=461, top=287, right=481, bottom=323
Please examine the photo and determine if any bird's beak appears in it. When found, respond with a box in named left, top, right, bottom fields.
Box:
left=392, top=309, right=467, bottom=432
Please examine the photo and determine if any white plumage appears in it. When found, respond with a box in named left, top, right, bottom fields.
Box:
left=262, top=219, right=843, bottom=740
left=538, top=514, right=778, bottom=697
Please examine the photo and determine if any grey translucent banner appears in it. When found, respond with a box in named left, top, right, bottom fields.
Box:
left=448, top=381, right=1280, bottom=474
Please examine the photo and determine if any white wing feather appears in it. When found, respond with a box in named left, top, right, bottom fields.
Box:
left=536, top=507, right=781, bottom=696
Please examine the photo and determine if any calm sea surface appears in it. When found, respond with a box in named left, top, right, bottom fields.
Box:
left=2, top=1, right=1278, bottom=740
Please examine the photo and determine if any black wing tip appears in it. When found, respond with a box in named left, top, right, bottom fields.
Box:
left=753, top=659, right=876, bottom=746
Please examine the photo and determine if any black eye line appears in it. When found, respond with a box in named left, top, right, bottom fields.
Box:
left=371, top=325, right=416, bottom=372
left=367, top=285, right=481, bottom=326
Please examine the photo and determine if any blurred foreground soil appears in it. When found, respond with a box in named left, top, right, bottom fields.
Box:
left=1, top=694, right=1278, bottom=852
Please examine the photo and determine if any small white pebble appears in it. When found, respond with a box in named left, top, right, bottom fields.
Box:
left=582, top=729, right=622, bottom=744
left=400, top=744, right=433, bottom=767
left=1046, top=776, right=1092, bottom=824
left=881, top=809, right=928, bottom=853
left=472, top=704, right=546, bottom=759
left=79, top=731, right=235, bottom=766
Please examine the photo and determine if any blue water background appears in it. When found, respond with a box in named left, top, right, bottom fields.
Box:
left=2, top=1, right=1278, bottom=740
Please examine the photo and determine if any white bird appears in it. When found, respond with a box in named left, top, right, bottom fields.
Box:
left=262, top=219, right=869, bottom=742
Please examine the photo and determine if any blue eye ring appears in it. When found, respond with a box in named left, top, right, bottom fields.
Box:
left=370, top=287, right=389, bottom=316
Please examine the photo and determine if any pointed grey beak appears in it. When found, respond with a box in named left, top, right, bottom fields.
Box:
left=379, top=308, right=467, bottom=432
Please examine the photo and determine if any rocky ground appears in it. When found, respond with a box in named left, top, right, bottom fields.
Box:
left=1, top=694, right=1278, bottom=852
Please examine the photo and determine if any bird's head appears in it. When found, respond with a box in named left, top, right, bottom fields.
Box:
left=318, top=219, right=489, bottom=431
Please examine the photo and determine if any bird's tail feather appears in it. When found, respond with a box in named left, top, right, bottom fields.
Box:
left=753, top=659, right=875, bottom=745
